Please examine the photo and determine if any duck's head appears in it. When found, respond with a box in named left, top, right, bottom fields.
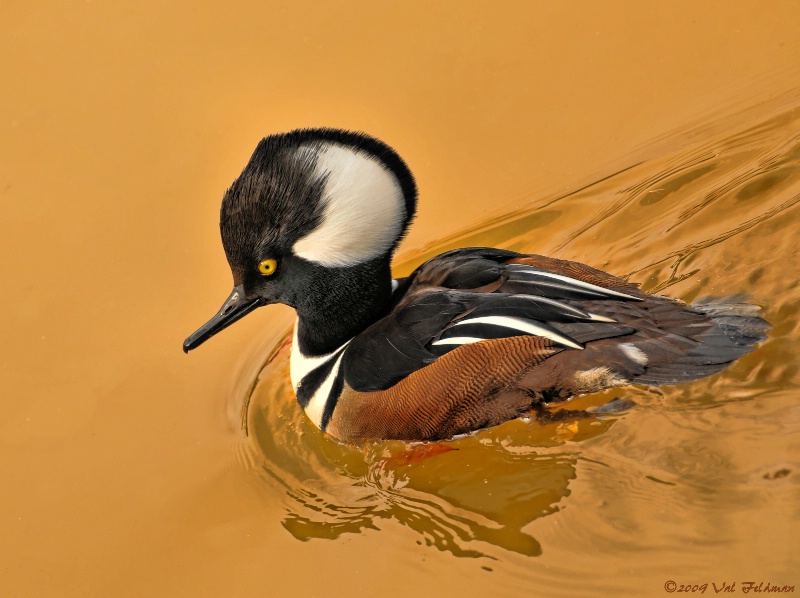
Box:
left=183, top=128, right=417, bottom=353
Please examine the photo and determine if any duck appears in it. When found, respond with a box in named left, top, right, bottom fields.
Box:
left=183, top=128, right=769, bottom=442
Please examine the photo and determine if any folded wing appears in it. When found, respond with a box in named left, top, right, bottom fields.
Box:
left=342, top=248, right=644, bottom=391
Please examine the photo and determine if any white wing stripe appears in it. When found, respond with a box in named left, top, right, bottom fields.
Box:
left=512, top=268, right=640, bottom=300
left=451, top=315, right=584, bottom=350
left=431, top=336, right=486, bottom=346
left=587, top=312, right=617, bottom=322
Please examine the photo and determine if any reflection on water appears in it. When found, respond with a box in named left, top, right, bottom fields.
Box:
left=235, top=91, right=799, bottom=584
left=244, top=343, right=627, bottom=559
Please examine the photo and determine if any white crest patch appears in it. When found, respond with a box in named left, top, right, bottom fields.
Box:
left=292, top=143, right=405, bottom=267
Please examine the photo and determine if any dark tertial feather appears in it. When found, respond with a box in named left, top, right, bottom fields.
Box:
left=503, top=265, right=641, bottom=301
left=439, top=257, right=504, bottom=289
left=467, top=294, right=603, bottom=322
left=394, top=291, right=471, bottom=337
left=550, top=321, right=636, bottom=344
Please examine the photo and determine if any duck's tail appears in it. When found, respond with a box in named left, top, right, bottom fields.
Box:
left=634, top=297, right=770, bottom=386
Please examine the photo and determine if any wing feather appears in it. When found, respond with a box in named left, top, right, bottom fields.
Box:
left=343, top=248, right=646, bottom=392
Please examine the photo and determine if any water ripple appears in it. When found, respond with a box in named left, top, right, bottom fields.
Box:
left=230, top=90, right=800, bottom=585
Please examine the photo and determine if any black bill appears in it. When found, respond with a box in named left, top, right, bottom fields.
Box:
left=183, top=286, right=262, bottom=353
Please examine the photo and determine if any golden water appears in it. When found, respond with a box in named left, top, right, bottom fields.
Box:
left=1, top=2, right=799, bottom=596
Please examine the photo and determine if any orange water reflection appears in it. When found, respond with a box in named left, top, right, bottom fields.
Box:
left=2, top=2, right=799, bottom=596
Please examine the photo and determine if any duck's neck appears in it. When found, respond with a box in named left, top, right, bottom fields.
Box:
left=294, top=258, right=394, bottom=357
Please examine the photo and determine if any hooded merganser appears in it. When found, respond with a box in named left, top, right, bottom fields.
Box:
left=183, top=128, right=769, bottom=442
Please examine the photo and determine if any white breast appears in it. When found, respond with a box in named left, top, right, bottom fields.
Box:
left=289, top=323, right=352, bottom=429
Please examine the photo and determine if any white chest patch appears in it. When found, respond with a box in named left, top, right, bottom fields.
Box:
left=292, top=143, right=405, bottom=267
left=289, top=324, right=352, bottom=429
left=303, top=351, right=347, bottom=429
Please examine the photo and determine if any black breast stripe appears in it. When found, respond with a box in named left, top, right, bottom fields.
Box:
left=320, top=367, right=345, bottom=432
left=296, top=358, right=339, bottom=408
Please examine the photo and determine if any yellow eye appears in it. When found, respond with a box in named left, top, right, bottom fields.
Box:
left=258, top=258, right=278, bottom=276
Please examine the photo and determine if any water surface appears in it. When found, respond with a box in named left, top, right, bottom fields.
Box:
left=236, top=91, right=800, bottom=596
left=1, top=3, right=799, bottom=596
